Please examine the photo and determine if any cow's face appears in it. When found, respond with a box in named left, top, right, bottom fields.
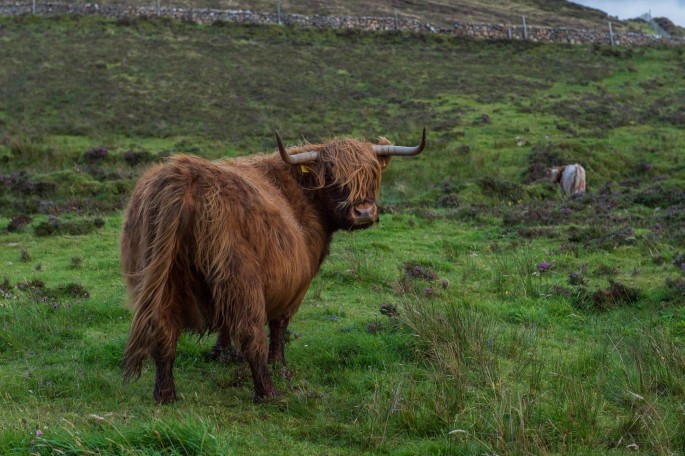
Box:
left=319, top=154, right=391, bottom=231
left=310, top=141, right=391, bottom=231
left=276, top=130, right=424, bottom=231
left=545, top=167, right=561, bottom=181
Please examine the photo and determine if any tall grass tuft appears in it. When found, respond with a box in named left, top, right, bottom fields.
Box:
left=604, top=324, right=685, bottom=452
left=14, top=418, right=225, bottom=455
left=393, top=295, right=685, bottom=454
left=611, top=324, right=685, bottom=398
left=401, top=295, right=496, bottom=384
left=489, top=245, right=542, bottom=299
left=7, top=136, right=74, bottom=170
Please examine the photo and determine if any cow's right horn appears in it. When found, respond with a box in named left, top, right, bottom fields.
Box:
left=275, top=131, right=319, bottom=165
left=372, top=127, right=426, bottom=156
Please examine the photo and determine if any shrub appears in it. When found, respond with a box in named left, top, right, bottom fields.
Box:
left=0, top=277, right=13, bottom=297
left=7, top=214, right=32, bottom=232
left=477, top=177, right=524, bottom=201
left=70, top=256, right=83, bottom=269
left=665, top=276, right=685, bottom=301
left=19, top=248, right=31, bottom=262
left=572, top=280, right=641, bottom=312
left=398, top=261, right=439, bottom=295
left=82, top=147, right=109, bottom=163
left=34, top=216, right=104, bottom=237
left=57, top=283, right=90, bottom=299
left=122, top=150, right=155, bottom=167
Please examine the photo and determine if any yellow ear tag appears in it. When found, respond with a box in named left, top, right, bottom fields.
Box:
left=300, top=165, right=310, bottom=173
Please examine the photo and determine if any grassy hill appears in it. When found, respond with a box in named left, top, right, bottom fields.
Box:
left=1, top=15, right=683, bottom=203
left=1, top=13, right=684, bottom=456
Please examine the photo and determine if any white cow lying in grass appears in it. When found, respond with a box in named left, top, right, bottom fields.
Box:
left=546, top=164, right=586, bottom=198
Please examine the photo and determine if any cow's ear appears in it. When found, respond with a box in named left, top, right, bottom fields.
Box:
left=376, top=137, right=392, bottom=171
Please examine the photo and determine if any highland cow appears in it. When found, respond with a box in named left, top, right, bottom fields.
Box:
left=546, top=163, right=586, bottom=198
left=120, top=129, right=426, bottom=403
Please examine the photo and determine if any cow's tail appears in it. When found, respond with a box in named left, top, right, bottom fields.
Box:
left=122, top=187, right=192, bottom=382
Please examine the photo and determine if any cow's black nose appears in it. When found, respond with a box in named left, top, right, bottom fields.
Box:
left=353, top=203, right=377, bottom=223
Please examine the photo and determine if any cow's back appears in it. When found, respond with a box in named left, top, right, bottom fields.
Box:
left=194, top=157, right=319, bottom=318
left=121, top=154, right=319, bottom=325
left=561, top=164, right=586, bottom=196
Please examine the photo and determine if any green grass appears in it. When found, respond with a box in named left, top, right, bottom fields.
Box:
left=0, top=15, right=684, bottom=455
left=2, top=212, right=683, bottom=454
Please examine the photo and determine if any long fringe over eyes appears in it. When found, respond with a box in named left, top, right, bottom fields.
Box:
left=291, top=139, right=383, bottom=207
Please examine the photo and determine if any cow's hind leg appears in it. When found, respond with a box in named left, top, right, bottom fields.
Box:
left=242, top=328, right=278, bottom=402
left=214, top=280, right=277, bottom=402
left=268, top=315, right=289, bottom=364
left=152, top=332, right=179, bottom=404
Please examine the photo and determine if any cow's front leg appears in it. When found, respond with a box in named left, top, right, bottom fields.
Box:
left=269, top=314, right=295, bottom=380
left=208, top=328, right=244, bottom=363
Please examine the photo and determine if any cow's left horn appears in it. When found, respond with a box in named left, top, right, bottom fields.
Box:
left=373, top=127, right=426, bottom=156
left=275, top=131, right=319, bottom=165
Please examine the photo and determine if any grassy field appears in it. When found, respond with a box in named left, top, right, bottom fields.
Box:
left=1, top=14, right=684, bottom=455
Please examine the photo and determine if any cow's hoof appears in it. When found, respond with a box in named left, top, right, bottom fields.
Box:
left=254, top=389, right=279, bottom=404
left=207, top=347, right=243, bottom=364
left=154, top=387, right=177, bottom=404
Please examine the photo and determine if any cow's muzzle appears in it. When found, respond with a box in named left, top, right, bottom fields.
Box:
left=348, top=202, right=378, bottom=228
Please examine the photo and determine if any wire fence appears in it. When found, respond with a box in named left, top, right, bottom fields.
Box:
left=639, top=11, right=671, bottom=38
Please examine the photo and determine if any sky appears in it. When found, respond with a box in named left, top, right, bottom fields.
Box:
left=572, top=0, right=685, bottom=27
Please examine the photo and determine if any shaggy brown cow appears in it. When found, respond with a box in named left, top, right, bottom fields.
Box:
left=120, top=129, right=426, bottom=403
left=546, top=163, right=586, bottom=198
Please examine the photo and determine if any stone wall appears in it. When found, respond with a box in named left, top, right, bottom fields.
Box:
left=448, top=22, right=672, bottom=46
left=1, top=2, right=682, bottom=46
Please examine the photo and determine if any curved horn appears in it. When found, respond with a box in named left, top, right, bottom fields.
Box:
left=275, top=131, right=319, bottom=165
left=373, top=127, right=426, bottom=156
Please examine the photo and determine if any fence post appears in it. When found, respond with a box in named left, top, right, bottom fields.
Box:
left=608, top=21, right=615, bottom=47
left=394, top=8, right=398, bottom=30
left=277, top=2, right=281, bottom=25
left=32, top=0, right=36, bottom=14
left=157, top=0, right=160, bottom=17
left=522, top=15, right=527, bottom=40
left=508, top=27, right=512, bottom=40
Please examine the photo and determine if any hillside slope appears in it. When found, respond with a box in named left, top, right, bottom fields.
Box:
left=0, top=15, right=683, bottom=208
